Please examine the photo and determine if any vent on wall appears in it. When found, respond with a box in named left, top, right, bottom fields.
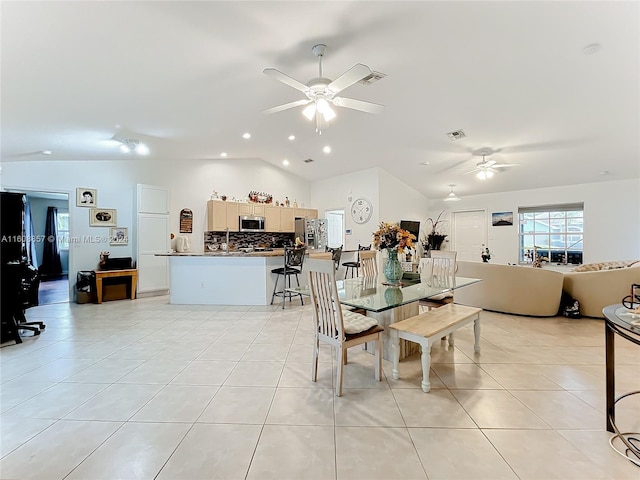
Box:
left=447, top=129, right=466, bottom=140
left=303, top=158, right=314, bottom=163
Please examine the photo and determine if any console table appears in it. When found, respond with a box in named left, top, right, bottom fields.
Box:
left=93, top=269, right=138, bottom=304
left=603, top=304, right=640, bottom=467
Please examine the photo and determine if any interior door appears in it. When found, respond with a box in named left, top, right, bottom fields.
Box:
left=452, top=210, right=487, bottom=262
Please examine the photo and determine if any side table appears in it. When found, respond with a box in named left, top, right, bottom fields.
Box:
left=603, top=304, right=640, bottom=467
left=93, top=269, right=138, bottom=304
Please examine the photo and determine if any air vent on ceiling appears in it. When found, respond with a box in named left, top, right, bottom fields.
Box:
left=359, top=71, right=386, bottom=85
left=447, top=129, right=466, bottom=140
left=303, top=158, right=314, bottom=163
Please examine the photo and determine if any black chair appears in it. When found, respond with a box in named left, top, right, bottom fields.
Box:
left=342, top=244, right=371, bottom=279
left=270, top=246, right=306, bottom=309
left=326, top=245, right=343, bottom=271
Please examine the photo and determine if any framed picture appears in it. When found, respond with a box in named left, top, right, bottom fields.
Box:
left=109, top=227, right=128, bottom=245
left=76, top=187, right=97, bottom=207
left=90, top=208, right=117, bottom=227
left=492, top=211, right=513, bottom=226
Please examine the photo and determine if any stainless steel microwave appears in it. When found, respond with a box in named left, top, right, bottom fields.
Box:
left=239, top=215, right=266, bottom=232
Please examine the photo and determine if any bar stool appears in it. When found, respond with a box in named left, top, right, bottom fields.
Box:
left=326, top=245, right=343, bottom=271
left=342, top=244, right=370, bottom=278
left=270, top=246, right=306, bottom=309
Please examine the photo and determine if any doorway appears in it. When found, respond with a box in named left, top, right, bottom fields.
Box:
left=325, top=209, right=345, bottom=248
left=452, top=210, right=487, bottom=262
left=6, top=189, right=71, bottom=304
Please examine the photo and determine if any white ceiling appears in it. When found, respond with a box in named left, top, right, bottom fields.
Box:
left=2, top=1, right=638, bottom=199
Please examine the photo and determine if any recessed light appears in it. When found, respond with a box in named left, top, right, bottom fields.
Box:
left=323, top=146, right=331, bottom=154
left=41, top=150, right=52, bottom=155
left=220, top=152, right=228, bottom=157
left=242, top=132, right=251, bottom=139
left=583, top=43, right=601, bottom=55
left=282, top=159, right=290, bottom=166
left=599, top=170, right=609, bottom=175
left=288, top=135, right=296, bottom=141
left=419, top=161, right=430, bottom=166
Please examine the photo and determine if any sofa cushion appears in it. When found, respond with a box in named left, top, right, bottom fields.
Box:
left=572, top=260, right=639, bottom=272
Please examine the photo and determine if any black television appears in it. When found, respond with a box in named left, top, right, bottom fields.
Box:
left=400, top=220, right=421, bottom=241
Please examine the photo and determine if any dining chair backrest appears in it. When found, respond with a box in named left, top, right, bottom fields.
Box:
left=430, top=250, right=457, bottom=277
left=284, top=246, right=306, bottom=270
left=359, top=250, right=378, bottom=276
left=308, top=259, right=344, bottom=342
left=326, top=245, right=343, bottom=270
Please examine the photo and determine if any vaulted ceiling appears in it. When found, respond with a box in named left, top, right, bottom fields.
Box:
left=2, top=1, right=638, bottom=199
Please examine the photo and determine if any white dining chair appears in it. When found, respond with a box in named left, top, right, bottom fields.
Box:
left=419, top=251, right=457, bottom=312
left=359, top=250, right=378, bottom=277
left=308, top=260, right=383, bottom=396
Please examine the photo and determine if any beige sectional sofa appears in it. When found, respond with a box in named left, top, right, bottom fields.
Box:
left=562, top=261, right=640, bottom=318
left=454, top=260, right=640, bottom=318
left=454, top=261, right=565, bottom=317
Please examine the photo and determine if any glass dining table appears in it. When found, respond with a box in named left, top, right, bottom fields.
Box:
left=288, top=273, right=482, bottom=360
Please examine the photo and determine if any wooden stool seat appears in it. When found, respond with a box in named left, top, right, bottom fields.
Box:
left=389, top=304, right=481, bottom=392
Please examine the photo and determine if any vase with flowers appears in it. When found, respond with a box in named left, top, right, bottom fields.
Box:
left=373, top=222, right=416, bottom=285
left=421, top=210, right=447, bottom=255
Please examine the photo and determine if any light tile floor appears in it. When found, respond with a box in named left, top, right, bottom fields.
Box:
left=1, top=297, right=639, bottom=480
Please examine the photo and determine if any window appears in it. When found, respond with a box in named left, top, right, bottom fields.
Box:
left=518, top=203, right=583, bottom=264
left=57, top=211, right=70, bottom=250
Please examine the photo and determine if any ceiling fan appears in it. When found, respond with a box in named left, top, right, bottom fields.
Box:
left=464, top=153, right=519, bottom=180
left=263, top=44, right=385, bottom=134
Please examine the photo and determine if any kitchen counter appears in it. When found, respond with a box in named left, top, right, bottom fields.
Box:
left=160, top=250, right=317, bottom=305
left=156, top=249, right=286, bottom=258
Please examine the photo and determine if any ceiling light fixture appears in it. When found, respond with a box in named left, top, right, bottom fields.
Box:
left=242, top=132, right=251, bottom=139
left=116, top=138, right=149, bottom=155
left=41, top=150, right=53, bottom=155
left=282, top=159, right=290, bottom=166
left=443, top=184, right=461, bottom=202
left=288, top=135, right=296, bottom=141
left=323, top=145, right=331, bottom=154
left=220, top=152, right=228, bottom=157
left=476, top=169, right=494, bottom=180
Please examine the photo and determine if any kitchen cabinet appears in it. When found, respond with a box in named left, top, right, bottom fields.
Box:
left=294, top=208, right=318, bottom=219
left=264, top=205, right=281, bottom=232
left=239, top=203, right=265, bottom=216
left=207, top=200, right=239, bottom=232
left=264, top=206, right=295, bottom=232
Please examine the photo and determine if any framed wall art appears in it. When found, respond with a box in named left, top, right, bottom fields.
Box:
left=76, top=187, right=97, bottom=207
left=492, top=211, right=513, bottom=226
left=109, top=227, right=128, bottom=245
left=89, top=208, right=117, bottom=227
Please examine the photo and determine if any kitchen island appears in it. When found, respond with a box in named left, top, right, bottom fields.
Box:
left=157, top=250, right=313, bottom=305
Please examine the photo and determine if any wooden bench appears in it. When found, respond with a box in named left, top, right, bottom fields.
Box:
left=389, top=303, right=482, bottom=392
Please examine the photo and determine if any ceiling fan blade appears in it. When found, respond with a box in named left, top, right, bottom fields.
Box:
left=263, top=68, right=309, bottom=93
left=463, top=168, right=479, bottom=175
left=327, top=63, right=371, bottom=94
left=333, top=96, right=384, bottom=114
left=494, top=163, right=520, bottom=168
left=484, top=159, right=497, bottom=167
left=263, top=99, right=311, bottom=115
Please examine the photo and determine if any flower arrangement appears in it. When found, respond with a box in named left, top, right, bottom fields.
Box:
left=372, top=222, right=416, bottom=253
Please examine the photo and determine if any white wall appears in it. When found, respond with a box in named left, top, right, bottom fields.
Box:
left=310, top=167, right=380, bottom=251
left=427, top=179, right=640, bottom=264
left=3, top=158, right=311, bottom=284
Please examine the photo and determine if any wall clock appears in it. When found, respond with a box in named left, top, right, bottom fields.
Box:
left=351, top=198, right=373, bottom=224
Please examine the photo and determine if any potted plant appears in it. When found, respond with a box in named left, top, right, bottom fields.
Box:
left=422, top=210, right=447, bottom=253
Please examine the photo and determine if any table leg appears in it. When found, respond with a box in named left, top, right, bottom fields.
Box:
left=95, top=277, right=103, bottom=304
left=130, top=273, right=137, bottom=300
left=420, top=341, right=431, bottom=393
left=391, top=329, right=400, bottom=380
left=605, top=322, right=615, bottom=433
left=474, top=314, right=481, bottom=353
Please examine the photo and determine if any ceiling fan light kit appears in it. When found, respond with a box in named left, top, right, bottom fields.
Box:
left=263, top=44, right=385, bottom=134
left=464, top=153, right=518, bottom=179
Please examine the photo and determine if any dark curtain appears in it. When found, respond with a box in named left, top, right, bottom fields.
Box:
left=24, top=201, right=39, bottom=268
left=40, top=206, right=62, bottom=277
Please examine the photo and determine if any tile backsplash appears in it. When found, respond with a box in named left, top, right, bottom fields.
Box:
left=204, top=231, right=294, bottom=248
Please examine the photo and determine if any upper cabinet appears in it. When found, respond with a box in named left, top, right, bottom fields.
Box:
left=294, top=208, right=318, bottom=219
left=208, top=200, right=316, bottom=232
left=207, top=200, right=239, bottom=232
left=138, top=184, right=170, bottom=214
